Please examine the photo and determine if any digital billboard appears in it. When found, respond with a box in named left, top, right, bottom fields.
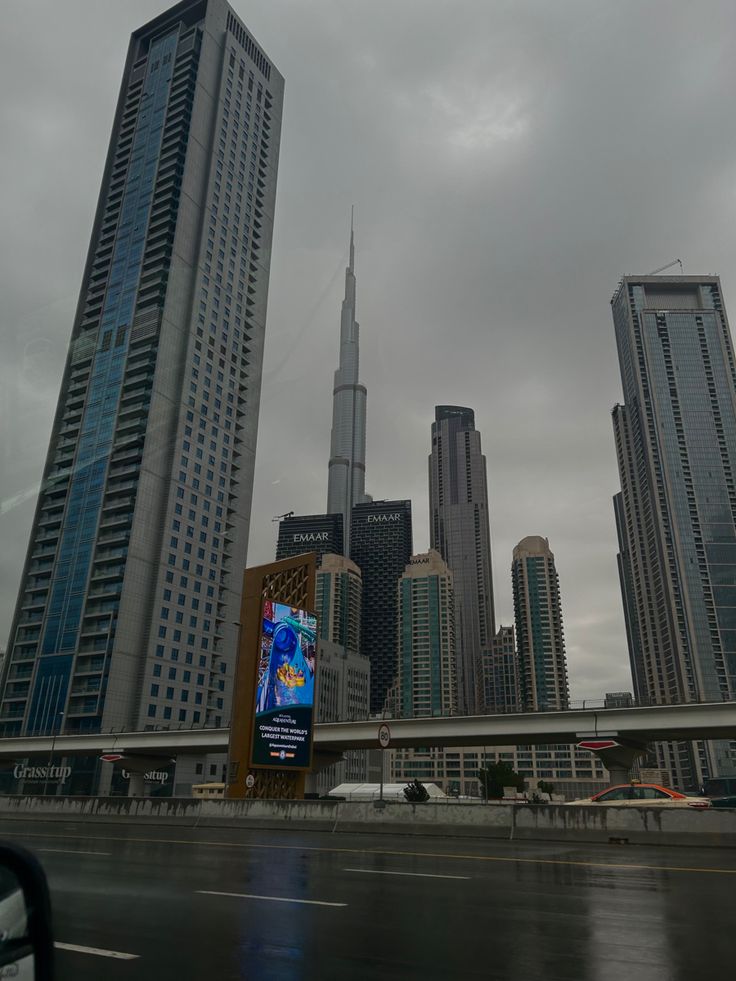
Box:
left=251, top=600, right=318, bottom=769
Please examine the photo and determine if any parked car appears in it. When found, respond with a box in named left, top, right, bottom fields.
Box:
left=567, top=782, right=710, bottom=808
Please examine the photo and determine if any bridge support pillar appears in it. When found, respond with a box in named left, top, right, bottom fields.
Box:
left=127, top=770, right=145, bottom=798
left=97, top=764, right=114, bottom=797
left=592, top=742, right=648, bottom=785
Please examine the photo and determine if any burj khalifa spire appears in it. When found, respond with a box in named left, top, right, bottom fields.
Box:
left=327, top=211, right=369, bottom=552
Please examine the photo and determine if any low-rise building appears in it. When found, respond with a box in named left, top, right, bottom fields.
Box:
left=390, top=743, right=608, bottom=799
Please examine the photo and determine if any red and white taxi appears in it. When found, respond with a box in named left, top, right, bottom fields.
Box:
left=568, top=782, right=710, bottom=808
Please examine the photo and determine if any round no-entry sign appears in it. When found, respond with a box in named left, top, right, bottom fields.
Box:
left=378, top=723, right=391, bottom=749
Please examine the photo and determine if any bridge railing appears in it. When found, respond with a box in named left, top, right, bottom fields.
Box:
left=15, top=691, right=736, bottom=739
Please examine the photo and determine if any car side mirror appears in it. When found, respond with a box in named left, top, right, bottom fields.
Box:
left=0, top=843, right=54, bottom=980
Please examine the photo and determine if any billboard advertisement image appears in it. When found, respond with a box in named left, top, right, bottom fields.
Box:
left=251, top=600, right=318, bottom=769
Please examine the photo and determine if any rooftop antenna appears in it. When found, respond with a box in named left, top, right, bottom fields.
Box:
left=648, top=259, right=684, bottom=276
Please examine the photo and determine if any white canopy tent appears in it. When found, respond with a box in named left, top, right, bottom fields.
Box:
left=327, top=782, right=448, bottom=801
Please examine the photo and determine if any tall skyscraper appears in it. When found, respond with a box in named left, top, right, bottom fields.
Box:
left=316, top=553, right=362, bottom=657
left=276, top=513, right=344, bottom=562
left=326, top=215, right=369, bottom=552
left=512, top=536, right=569, bottom=712
left=396, top=550, right=457, bottom=719
left=350, top=500, right=412, bottom=714
left=314, top=555, right=369, bottom=792
left=612, top=274, right=736, bottom=785
left=482, top=625, right=520, bottom=714
left=0, top=1, right=283, bottom=746
left=429, top=405, right=495, bottom=715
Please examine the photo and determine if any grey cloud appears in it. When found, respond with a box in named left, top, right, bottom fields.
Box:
left=2, top=0, right=735, bottom=701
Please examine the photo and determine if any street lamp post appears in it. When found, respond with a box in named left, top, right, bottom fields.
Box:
left=45, top=711, right=64, bottom=796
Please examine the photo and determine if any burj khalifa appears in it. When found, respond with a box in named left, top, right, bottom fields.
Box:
left=327, top=214, right=370, bottom=552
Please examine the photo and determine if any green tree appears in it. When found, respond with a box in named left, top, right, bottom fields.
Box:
left=537, top=780, right=555, bottom=797
left=404, top=779, right=430, bottom=803
left=477, top=762, right=525, bottom=800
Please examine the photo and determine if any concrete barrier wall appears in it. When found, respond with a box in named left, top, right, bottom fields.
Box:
left=0, top=795, right=734, bottom=846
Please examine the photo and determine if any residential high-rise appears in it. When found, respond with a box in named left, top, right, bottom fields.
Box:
left=316, top=639, right=370, bottom=726
left=429, top=405, right=495, bottom=715
left=313, top=555, right=368, bottom=793
left=350, top=500, right=412, bottom=714
left=313, top=637, right=371, bottom=794
left=276, top=513, right=344, bottom=563
left=613, top=490, right=646, bottom=703
left=512, top=536, right=569, bottom=712
left=316, top=553, right=362, bottom=657
left=396, top=550, right=457, bottom=719
left=612, top=274, right=736, bottom=786
left=0, top=1, right=283, bottom=753
left=482, top=625, right=520, bottom=714
left=326, top=215, right=369, bottom=553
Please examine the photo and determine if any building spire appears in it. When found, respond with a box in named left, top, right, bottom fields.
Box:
left=349, top=205, right=355, bottom=273
left=327, top=208, right=368, bottom=552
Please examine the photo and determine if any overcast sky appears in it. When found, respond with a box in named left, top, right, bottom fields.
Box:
left=1, top=1, right=735, bottom=697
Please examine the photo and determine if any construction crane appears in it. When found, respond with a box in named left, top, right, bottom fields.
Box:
left=272, top=511, right=294, bottom=522
left=648, top=259, right=684, bottom=276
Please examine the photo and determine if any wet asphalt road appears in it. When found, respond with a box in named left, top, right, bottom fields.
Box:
left=0, top=817, right=734, bottom=981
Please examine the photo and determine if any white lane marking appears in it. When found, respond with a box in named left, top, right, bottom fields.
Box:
left=344, top=868, right=470, bottom=880
left=55, top=942, right=139, bottom=960
left=198, top=890, right=347, bottom=907
left=37, top=848, right=111, bottom=856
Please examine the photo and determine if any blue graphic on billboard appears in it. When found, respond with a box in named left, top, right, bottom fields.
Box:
left=251, top=601, right=318, bottom=768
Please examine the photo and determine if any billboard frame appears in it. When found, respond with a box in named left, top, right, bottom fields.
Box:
left=249, top=599, right=318, bottom=772
left=225, top=553, right=317, bottom=800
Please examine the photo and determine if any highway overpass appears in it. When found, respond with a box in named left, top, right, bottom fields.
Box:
left=0, top=700, right=733, bottom=760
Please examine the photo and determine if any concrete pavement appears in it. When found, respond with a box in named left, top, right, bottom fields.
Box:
left=1, top=817, right=734, bottom=980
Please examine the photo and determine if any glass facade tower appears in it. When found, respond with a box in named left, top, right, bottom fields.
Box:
left=396, top=550, right=457, bottom=719
left=275, top=513, right=344, bottom=563
left=612, top=275, right=736, bottom=785
left=429, top=405, right=495, bottom=715
left=512, top=536, right=569, bottom=712
left=0, top=0, right=283, bottom=743
left=481, top=625, right=520, bottom=714
left=350, top=500, right=413, bottom=714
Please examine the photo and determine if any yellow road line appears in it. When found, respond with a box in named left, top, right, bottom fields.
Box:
left=4, top=828, right=736, bottom=876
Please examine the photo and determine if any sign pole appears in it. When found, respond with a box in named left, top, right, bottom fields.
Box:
left=377, top=722, right=391, bottom=803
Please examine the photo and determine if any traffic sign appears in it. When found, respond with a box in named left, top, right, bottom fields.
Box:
left=378, top=723, right=391, bottom=749
left=99, top=753, right=123, bottom=763
left=577, top=740, right=620, bottom=752
left=245, top=774, right=255, bottom=789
